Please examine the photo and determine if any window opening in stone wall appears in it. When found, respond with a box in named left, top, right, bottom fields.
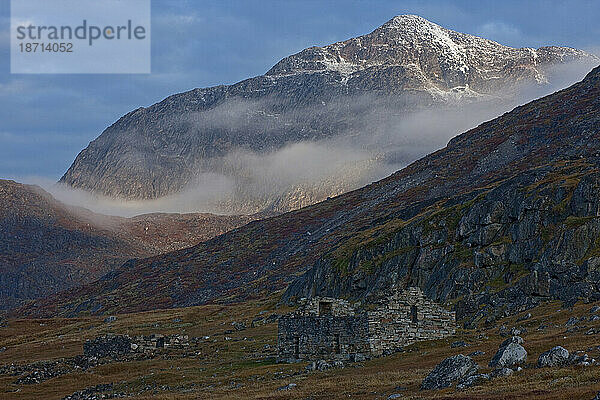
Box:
left=319, top=301, right=332, bottom=315
left=411, top=305, right=418, bottom=323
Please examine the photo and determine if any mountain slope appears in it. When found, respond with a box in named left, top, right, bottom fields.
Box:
left=59, top=15, right=597, bottom=213
left=20, top=64, right=600, bottom=319
left=0, top=180, right=255, bottom=310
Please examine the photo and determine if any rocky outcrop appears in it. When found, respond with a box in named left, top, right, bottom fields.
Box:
left=489, top=337, right=527, bottom=368
left=568, top=352, right=596, bottom=366
left=280, top=66, right=600, bottom=324
left=16, top=65, right=600, bottom=319
left=61, top=384, right=123, bottom=400
left=420, top=354, right=478, bottom=390
left=423, top=338, right=531, bottom=391
left=538, top=346, right=570, bottom=367
left=1, top=356, right=100, bottom=385
left=283, top=160, right=600, bottom=326
left=60, top=15, right=597, bottom=213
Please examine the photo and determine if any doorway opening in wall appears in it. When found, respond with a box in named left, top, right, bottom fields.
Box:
left=334, top=334, right=341, bottom=354
left=294, top=337, right=299, bottom=358
left=411, top=305, right=418, bottom=323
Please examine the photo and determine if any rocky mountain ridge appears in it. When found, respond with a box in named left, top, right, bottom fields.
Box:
left=18, top=64, right=600, bottom=320
left=59, top=15, right=597, bottom=213
left=267, top=15, right=587, bottom=97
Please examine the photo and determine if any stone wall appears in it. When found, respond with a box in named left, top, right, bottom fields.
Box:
left=294, top=297, right=355, bottom=317
left=277, top=314, right=370, bottom=362
left=131, top=334, right=190, bottom=352
left=84, top=334, right=189, bottom=358
left=278, top=287, right=456, bottom=362
left=366, top=287, right=455, bottom=356
left=83, top=335, right=132, bottom=358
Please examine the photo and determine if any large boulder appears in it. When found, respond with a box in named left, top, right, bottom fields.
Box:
left=537, top=346, right=570, bottom=367
left=489, top=336, right=527, bottom=368
left=421, top=355, right=478, bottom=390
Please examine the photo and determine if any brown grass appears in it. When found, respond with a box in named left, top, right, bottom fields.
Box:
left=2, top=298, right=600, bottom=399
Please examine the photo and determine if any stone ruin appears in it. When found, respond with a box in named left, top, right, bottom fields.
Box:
left=84, top=334, right=189, bottom=358
left=277, top=287, right=455, bottom=362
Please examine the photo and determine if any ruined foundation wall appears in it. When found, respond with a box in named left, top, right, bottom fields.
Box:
left=84, top=334, right=190, bottom=358
left=277, top=315, right=370, bottom=362
left=277, top=287, right=456, bottom=361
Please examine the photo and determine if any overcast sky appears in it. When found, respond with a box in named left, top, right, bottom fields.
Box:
left=1, top=0, right=599, bottom=181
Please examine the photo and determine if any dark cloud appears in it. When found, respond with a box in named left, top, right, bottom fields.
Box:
left=1, top=0, right=599, bottom=184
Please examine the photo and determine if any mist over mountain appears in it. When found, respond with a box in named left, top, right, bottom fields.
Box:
left=0, top=179, right=255, bottom=310
left=22, top=64, right=600, bottom=319
left=5, top=6, right=600, bottom=399
left=59, top=15, right=598, bottom=215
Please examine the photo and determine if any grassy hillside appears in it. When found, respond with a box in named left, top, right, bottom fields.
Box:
left=19, top=65, right=600, bottom=318
left=2, top=296, right=600, bottom=399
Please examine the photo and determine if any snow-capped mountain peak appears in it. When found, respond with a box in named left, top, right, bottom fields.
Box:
left=267, top=15, right=596, bottom=100
left=60, top=15, right=598, bottom=204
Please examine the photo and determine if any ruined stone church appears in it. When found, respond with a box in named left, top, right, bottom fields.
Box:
left=278, top=287, right=455, bottom=362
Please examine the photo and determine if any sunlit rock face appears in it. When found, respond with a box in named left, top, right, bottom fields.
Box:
left=60, top=15, right=598, bottom=214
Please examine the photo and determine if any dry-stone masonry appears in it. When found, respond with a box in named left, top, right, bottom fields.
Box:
left=278, top=287, right=455, bottom=362
left=84, top=334, right=189, bottom=358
